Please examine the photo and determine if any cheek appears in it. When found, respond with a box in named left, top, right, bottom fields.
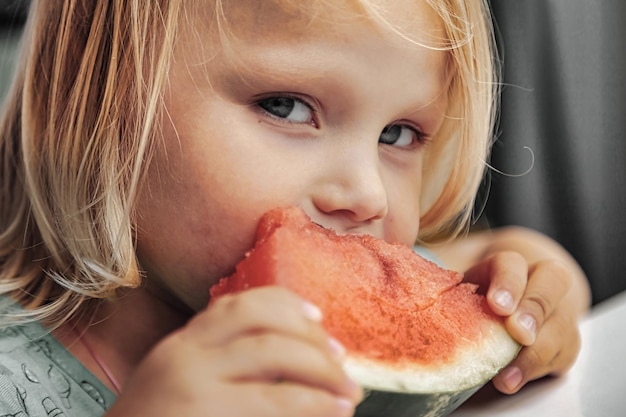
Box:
left=133, top=139, right=263, bottom=306
left=133, top=116, right=306, bottom=303
left=384, top=164, right=423, bottom=246
left=388, top=198, right=421, bottom=246
left=134, top=189, right=264, bottom=310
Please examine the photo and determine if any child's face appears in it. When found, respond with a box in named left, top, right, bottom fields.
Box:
left=135, top=1, right=450, bottom=311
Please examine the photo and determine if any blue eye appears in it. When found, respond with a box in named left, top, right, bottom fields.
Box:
left=257, top=96, right=313, bottom=123
left=379, top=124, right=424, bottom=147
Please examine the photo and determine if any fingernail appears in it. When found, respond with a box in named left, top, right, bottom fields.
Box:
left=494, top=290, right=514, bottom=311
left=518, top=313, right=536, bottom=342
left=302, top=301, right=323, bottom=322
left=336, top=397, right=355, bottom=412
left=329, top=337, right=346, bottom=358
left=502, top=366, right=523, bottom=392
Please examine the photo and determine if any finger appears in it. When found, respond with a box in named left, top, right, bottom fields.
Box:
left=506, top=260, right=572, bottom=345
left=464, top=251, right=528, bottom=315
left=189, top=286, right=329, bottom=349
left=216, top=332, right=361, bottom=401
left=492, top=311, right=581, bottom=394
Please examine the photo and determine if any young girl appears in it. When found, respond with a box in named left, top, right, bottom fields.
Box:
left=0, top=0, right=590, bottom=416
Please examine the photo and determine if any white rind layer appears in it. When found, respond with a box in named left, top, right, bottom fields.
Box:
left=344, top=321, right=520, bottom=393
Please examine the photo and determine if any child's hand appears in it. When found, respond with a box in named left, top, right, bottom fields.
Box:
left=106, top=286, right=362, bottom=417
left=463, top=251, right=582, bottom=394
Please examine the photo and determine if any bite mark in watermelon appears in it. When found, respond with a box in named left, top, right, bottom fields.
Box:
left=210, top=206, right=520, bottom=417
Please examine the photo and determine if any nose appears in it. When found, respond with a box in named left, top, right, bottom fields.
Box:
left=312, top=147, right=389, bottom=225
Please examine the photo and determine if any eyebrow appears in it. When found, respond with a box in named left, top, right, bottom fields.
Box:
left=226, top=43, right=446, bottom=98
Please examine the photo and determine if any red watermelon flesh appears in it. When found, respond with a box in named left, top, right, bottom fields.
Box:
left=210, top=206, right=520, bottom=397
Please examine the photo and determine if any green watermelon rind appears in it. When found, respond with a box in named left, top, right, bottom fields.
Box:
left=354, top=385, right=483, bottom=417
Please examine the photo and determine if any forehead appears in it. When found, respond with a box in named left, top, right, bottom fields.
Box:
left=172, top=0, right=452, bottom=124
left=188, top=0, right=446, bottom=49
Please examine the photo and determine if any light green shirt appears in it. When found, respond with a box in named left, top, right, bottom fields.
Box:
left=0, top=298, right=116, bottom=416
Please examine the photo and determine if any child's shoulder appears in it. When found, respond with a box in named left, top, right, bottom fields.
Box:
left=0, top=297, right=116, bottom=416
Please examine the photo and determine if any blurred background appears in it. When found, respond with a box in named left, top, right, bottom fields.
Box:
left=0, top=0, right=28, bottom=97
left=1, top=0, right=625, bottom=306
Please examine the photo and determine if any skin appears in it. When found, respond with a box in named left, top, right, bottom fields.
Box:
left=57, top=1, right=590, bottom=416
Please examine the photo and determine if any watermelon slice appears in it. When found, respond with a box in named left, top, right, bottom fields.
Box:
left=210, top=206, right=520, bottom=417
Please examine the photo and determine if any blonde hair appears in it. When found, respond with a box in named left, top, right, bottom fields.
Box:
left=417, top=0, right=499, bottom=242
left=0, top=0, right=498, bottom=325
left=0, top=0, right=183, bottom=323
